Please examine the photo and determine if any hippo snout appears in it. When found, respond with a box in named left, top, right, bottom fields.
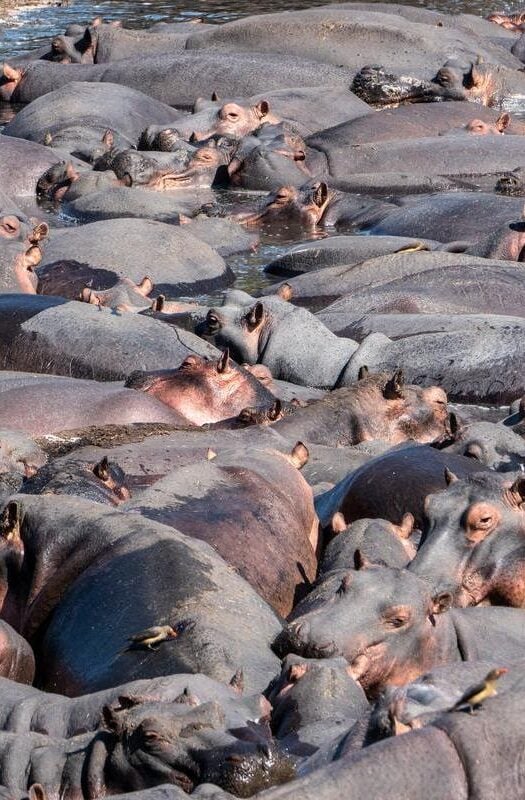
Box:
left=273, top=620, right=337, bottom=659
left=124, top=370, right=151, bottom=391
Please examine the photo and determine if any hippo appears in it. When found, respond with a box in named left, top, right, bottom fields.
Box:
left=315, top=444, right=489, bottom=529
left=0, top=699, right=295, bottom=798
left=124, top=441, right=316, bottom=616
left=0, top=138, right=63, bottom=197
left=0, top=294, right=218, bottom=381
left=198, top=290, right=358, bottom=389
left=270, top=370, right=449, bottom=448
left=0, top=671, right=267, bottom=737
left=20, top=455, right=131, bottom=504
left=409, top=471, right=525, bottom=608
left=0, top=53, right=355, bottom=107
left=0, top=374, right=186, bottom=436
left=267, top=654, right=368, bottom=751
left=442, top=419, right=525, bottom=472
left=35, top=219, right=233, bottom=299
left=184, top=7, right=519, bottom=78
left=63, top=187, right=216, bottom=225
left=234, top=181, right=396, bottom=232
left=0, top=494, right=282, bottom=694
left=367, top=192, right=525, bottom=242
left=3, top=83, right=179, bottom=155
left=79, top=277, right=156, bottom=313
left=0, top=222, right=49, bottom=295
left=125, top=351, right=277, bottom=426
left=321, top=515, right=418, bottom=572
left=275, top=559, right=525, bottom=696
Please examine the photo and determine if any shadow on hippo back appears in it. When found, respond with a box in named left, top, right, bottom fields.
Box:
left=409, top=470, right=525, bottom=608
left=274, top=553, right=453, bottom=699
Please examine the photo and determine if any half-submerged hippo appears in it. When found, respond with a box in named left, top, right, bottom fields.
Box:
left=20, top=455, right=130, bottom=505
left=125, top=350, right=276, bottom=425
left=410, top=471, right=525, bottom=608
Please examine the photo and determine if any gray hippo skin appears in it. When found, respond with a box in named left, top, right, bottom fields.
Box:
left=0, top=494, right=282, bottom=695
left=0, top=295, right=218, bottom=381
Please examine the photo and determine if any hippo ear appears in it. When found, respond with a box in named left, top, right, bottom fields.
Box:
left=230, top=668, right=244, bottom=694
left=28, top=785, right=47, bottom=800
left=430, top=591, right=453, bottom=616
left=336, top=572, right=352, bottom=596
left=2, top=64, right=21, bottom=83
left=358, top=365, right=369, bottom=381
left=276, top=283, right=293, bottom=301
left=65, top=162, right=80, bottom=182
left=137, top=276, right=153, bottom=297
left=189, top=132, right=198, bottom=144
left=1, top=501, right=22, bottom=547
left=496, top=112, right=511, bottom=132
left=463, top=442, right=484, bottom=462
left=448, top=412, right=463, bottom=441
left=101, top=703, right=124, bottom=734
left=353, top=548, right=373, bottom=570
left=268, top=399, right=282, bottom=421
left=287, top=441, right=309, bottom=470
left=102, top=129, right=114, bottom=149
left=395, top=513, right=415, bottom=540
left=245, top=302, right=264, bottom=332
left=211, top=91, right=220, bottom=102
left=217, top=348, right=231, bottom=374
left=93, top=456, right=110, bottom=481
left=313, top=182, right=328, bottom=208
left=117, top=694, right=154, bottom=709
left=444, top=467, right=459, bottom=486
left=383, top=369, right=405, bottom=400
left=255, top=100, right=270, bottom=118
left=509, top=475, right=525, bottom=507
left=331, top=512, right=347, bottom=534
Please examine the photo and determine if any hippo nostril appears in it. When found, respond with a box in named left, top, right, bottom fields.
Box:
left=0, top=216, right=20, bottom=237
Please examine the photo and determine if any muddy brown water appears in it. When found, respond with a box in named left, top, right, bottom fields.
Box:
left=0, top=0, right=520, bottom=299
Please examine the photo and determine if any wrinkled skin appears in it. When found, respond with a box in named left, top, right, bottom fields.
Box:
left=351, top=64, right=462, bottom=106
left=0, top=699, right=296, bottom=798
left=410, top=471, right=525, bottom=607
left=271, top=370, right=449, bottom=448
left=0, top=672, right=266, bottom=737
left=495, top=167, right=525, bottom=196
left=124, top=444, right=317, bottom=616
left=125, top=350, right=276, bottom=426
left=146, top=138, right=236, bottom=190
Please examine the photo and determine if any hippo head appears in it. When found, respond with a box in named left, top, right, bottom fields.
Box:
left=103, top=697, right=295, bottom=797
left=211, top=100, right=280, bottom=139
left=465, top=113, right=510, bottom=135
left=275, top=559, right=452, bottom=697
left=36, top=161, right=84, bottom=201
left=47, top=27, right=94, bottom=63
left=199, top=297, right=270, bottom=364
left=125, top=349, right=275, bottom=425
left=410, top=471, right=525, bottom=605
left=486, top=10, right=525, bottom=30
left=159, top=137, right=236, bottom=190
left=433, top=59, right=497, bottom=106
left=234, top=180, right=330, bottom=229
left=80, top=276, right=154, bottom=313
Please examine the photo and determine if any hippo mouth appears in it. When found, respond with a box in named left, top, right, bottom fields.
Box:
left=273, top=625, right=337, bottom=659
left=148, top=170, right=200, bottom=190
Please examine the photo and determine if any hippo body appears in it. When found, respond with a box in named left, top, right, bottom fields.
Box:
left=2, top=53, right=354, bottom=107
left=0, top=494, right=282, bottom=695
left=37, top=219, right=233, bottom=298
left=0, top=295, right=218, bottom=381
left=315, top=444, right=489, bottom=529
left=125, top=445, right=317, bottom=617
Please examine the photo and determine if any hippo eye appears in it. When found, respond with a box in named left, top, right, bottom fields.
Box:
left=385, top=617, right=408, bottom=629
left=479, top=516, right=493, bottom=527
left=275, top=192, right=289, bottom=202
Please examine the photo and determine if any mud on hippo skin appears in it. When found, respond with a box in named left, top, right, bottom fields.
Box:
left=409, top=470, right=525, bottom=608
